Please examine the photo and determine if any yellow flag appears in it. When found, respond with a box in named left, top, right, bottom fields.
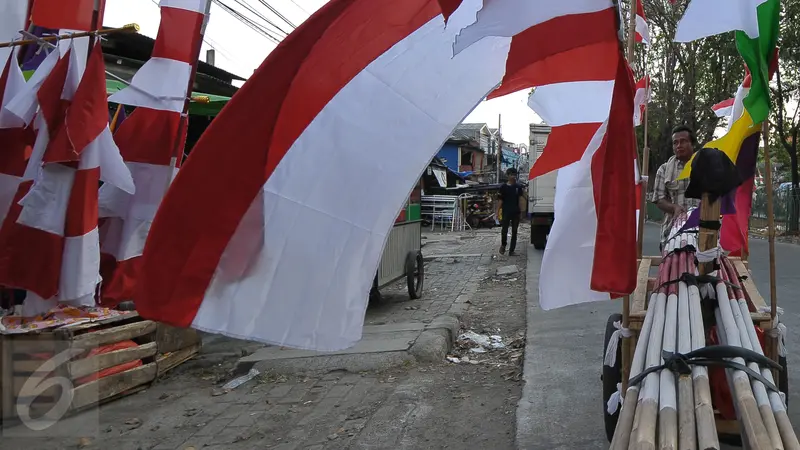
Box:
left=677, top=109, right=760, bottom=180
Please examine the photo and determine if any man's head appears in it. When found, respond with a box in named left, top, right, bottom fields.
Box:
left=671, top=124, right=695, bottom=162
left=506, top=168, right=518, bottom=183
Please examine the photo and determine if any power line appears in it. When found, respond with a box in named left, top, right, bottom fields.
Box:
left=231, top=0, right=289, bottom=39
left=256, top=0, right=297, bottom=30
left=213, top=0, right=283, bottom=44
left=287, top=0, right=311, bottom=16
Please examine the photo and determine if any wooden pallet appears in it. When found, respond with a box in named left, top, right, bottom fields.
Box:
left=0, top=313, right=200, bottom=422
left=623, top=256, right=779, bottom=436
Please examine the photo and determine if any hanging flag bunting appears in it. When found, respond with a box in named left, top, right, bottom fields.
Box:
left=99, top=0, right=206, bottom=307
left=634, top=0, right=650, bottom=45
left=0, top=43, right=133, bottom=313
left=134, top=0, right=636, bottom=351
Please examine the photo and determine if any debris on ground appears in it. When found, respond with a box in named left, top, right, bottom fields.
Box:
left=457, top=330, right=505, bottom=352
left=495, top=265, right=519, bottom=276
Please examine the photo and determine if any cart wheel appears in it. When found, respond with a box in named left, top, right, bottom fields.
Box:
left=602, top=313, right=623, bottom=443
left=406, top=251, right=424, bottom=299
left=531, top=225, right=547, bottom=250
left=368, top=274, right=383, bottom=305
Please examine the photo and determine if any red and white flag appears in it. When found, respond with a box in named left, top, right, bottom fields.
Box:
left=633, top=75, right=650, bottom=126
left=712, top=98, right=735, bottom=118
left=134, top=0, right=636, bottom=351
left=634, top=0, right=650, bottom=45
left=99, top=0, right=204, bottom=307
left=108, top=0, right=209, bottom=113
left=0, top=44, right=133, bottom=314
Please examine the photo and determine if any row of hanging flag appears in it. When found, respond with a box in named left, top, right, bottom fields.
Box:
left=0, top=0, right=209, bottom=317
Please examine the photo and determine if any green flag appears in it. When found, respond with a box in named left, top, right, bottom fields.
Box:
left=735, top=0, right=780, bottom=124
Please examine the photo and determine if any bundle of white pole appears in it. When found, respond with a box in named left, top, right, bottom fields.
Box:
left=718, top=258, right=800, bottom=450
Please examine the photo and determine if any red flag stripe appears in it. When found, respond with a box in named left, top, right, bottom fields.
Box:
left=529, top=124, right=601, bottom=179
left=589, top=53, right=637, bottom=296
left=152, top=6, right=206, bottom=63
left=30, top=0, right=105, bottom=32
left=113, top=108, right=185, bottom=166
left=437, top=0, right=463, bottom=21
left=489, top=9, right=618, bottom=98
left=64, top=167, right=100, bottom=237
left=64, top=44, right=109, bottom=157
left=136, top=0, right=442, bottom=326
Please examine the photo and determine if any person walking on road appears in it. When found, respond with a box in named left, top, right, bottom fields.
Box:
left=497, top=168, right=525, bottom=256
left=650, top=124, right=700, bottom=247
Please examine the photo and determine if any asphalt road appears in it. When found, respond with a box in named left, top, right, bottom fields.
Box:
left=518, top=222, right=800, bottom=449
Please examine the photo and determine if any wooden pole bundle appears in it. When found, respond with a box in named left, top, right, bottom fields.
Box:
left=677, top=251, right=697, bottom=450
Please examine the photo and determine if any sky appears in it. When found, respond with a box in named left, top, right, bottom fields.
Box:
left=103, top=0, right=540, bottom=147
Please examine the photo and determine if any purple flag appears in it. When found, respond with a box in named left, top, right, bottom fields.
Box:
left=20, top=27, right=58, bottom=72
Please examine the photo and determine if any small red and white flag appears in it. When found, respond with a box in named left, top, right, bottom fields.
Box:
left=634, top=0, right=650, bottom=45
left=108, top=0, right=209, bottom=113
left=99, top=0, right=204, bottom=307
left=712, top=98, right=735, bottom=118
left=633, top=75, right=650, bottom=126
left=134, top=0, right=636, bottom=350
left=0, top=43, right=133, bottom=315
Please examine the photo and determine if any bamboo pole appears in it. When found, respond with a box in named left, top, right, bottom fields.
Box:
left=715, top=277, right=773, bottom=449
left=723, top=259, right=799, bottom=450
left=715, top=307, right=752, bottom=450
left=686, top=257, right=719, bottom=449
left=659, top=256, right=679, bottom=450
left=0, top=23, right=140, bottom=48
left=633, top=257, right=670, bottom=450
left=109, top=104, right=124, bottom=133
left=677, top=251, right=697, bottom=450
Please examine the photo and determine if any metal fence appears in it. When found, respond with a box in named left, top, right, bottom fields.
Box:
left=751, top=188, right=800, bottom=233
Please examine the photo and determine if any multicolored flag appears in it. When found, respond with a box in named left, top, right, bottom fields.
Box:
left=134, top=0, right=637, bottom=351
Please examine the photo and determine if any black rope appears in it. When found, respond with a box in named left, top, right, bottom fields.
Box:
left=628, top=346, right=782, bottom=393
left=698, top=219, right=722, bottom=230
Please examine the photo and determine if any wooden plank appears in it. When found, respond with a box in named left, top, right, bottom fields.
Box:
left=156, top=325, right=201, bottom=354
left=68, top=342, right=158, bottom=381
left=56, top=312, right=141, bottom=333
left=648, top=255, right=662, bottom=266
left=157, top=343, right=201, bottom=376
left=732, top=259, right=768, bottom=313
left=70, top=362, right=157, bottom=411
left=715, top=418, right=741, bottom=435
left=631, top=258, right=651, bottom=317
left=69, top=321, right=157, bottom=350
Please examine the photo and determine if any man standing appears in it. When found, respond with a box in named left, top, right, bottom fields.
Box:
left=497, top=168, right=525, bottom=256
left=651, top=125, right=700, bottom=245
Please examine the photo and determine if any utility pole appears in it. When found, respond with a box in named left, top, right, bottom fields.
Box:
left=496, top=114, right=502, bottom=183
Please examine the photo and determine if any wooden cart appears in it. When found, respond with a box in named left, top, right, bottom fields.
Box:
left=602, top=255, right=788, bottom=444
left=369, top=178, right=425, bottom=304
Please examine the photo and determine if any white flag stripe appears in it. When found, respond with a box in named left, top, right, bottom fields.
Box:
left=107, top=57, right=192, bottom=112
left=528, top=80, right=614, bottom=126
left=453, top=0, right=613, bottom=54
left=161, top=0, right=210, bottom=14
left=675, top=0, right=768, bottom=42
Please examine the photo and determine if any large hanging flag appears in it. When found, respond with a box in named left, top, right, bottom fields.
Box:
left=675, top=0, right=779, bottom=124
left=135, top=0, right=635, bottom=351
left=634, top=0, right=650, bottom=45
left=99, top=0, right=207, bottom=307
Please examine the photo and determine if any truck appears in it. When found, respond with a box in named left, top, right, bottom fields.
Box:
left=528, top=124, right=556, bottom=250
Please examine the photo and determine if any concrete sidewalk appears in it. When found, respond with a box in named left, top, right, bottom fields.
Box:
left=235, top=231, right=496, bottom=375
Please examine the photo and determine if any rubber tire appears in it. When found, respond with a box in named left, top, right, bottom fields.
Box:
left=406, top=251, right=424, bottom=299
left=531, top=224, right=548, bottom=250
left=368, top=274, right=383, bottom=305
left=602, top=313, right=623, bottom=443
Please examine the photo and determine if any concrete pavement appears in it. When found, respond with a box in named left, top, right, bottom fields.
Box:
left=517, top=222, right=800, bottom=449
